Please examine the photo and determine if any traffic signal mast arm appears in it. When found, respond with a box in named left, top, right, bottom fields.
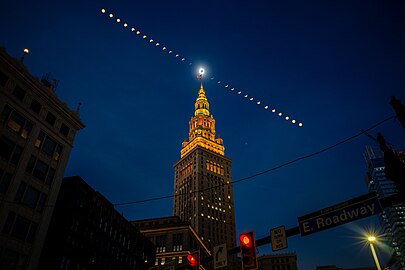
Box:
left=174, top=193, right=403, bottom=270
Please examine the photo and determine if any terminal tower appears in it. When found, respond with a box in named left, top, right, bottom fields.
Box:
left=173, top=83, right=237, bottom=256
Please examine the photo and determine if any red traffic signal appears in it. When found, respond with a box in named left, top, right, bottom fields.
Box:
left=239, top=231, right=258, bottom=270
left=187, top=251, right=200, bottom=269
left=187, top=254, right=196, bottom=267
left=240, top=234, right=252, bottom=247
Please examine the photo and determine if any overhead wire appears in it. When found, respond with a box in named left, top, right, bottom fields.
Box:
left=1, top=115, right=396, bottom=208
left=113, top=115, right=396, bottom=206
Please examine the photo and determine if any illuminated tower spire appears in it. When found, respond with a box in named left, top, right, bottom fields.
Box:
left=180, top=84, right=224, bottom=158
left=173, top=77, right=237, bottom=259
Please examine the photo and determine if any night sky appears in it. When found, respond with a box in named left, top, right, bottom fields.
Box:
left=1, top=0, right=405, bottom=269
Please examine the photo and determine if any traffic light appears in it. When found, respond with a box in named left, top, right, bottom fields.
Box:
left=187, top=251, right=200, bottom=270
left=390, top=96, right=405, bottom=130
left=377, top=133, right=405, bottom=201
left=239, top=231, right=258, bottom=270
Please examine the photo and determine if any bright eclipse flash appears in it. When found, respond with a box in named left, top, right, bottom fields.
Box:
left=199, top=68, right=205, bottom=75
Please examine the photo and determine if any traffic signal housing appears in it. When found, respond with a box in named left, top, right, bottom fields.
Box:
left=377, top=133, right=405, bottom=201
left=390, top=96, right=405, bottom=130
left=187, top=251, right=200, bottom=270
left=240, top=231, right=258, bottom=270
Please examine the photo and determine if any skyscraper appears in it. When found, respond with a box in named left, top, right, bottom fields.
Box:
left=0, top=47, right=85, bottom=270
left=364, top=146, right=405, bottom=270
left=173, top=83, right=237, bottom=256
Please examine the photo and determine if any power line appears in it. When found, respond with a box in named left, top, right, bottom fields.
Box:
left=2, top=115, right=395, bottom=208
left=113, top=115, right=395, bottom=206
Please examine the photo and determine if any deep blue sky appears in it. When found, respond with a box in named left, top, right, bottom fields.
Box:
left=1, top=0, right=405, bottom=269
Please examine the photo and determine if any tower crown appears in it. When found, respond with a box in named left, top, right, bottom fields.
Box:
left=181, top=84, right=224, bottom=157
left=194, top=85, right=210, bottom=116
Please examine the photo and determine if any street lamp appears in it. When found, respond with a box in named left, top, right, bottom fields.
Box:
left=20, top=48, right=29, bottom=62
left=368, top=235, right=382, bottom=270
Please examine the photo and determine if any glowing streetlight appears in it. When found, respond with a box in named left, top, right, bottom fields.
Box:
left=367, top=235, right=381, bottom=270
left=20, top=48, right=29, bottom=62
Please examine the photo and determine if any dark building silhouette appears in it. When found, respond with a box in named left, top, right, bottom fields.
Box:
left=131, top=216, right=210, bottom=270
left=257, top=253, right=297, bottom=270
left=316, top=266, right=376, bottom=270
left=0, top=47, right=85, bottom=270
left=38, top=176, right=156, bottom=270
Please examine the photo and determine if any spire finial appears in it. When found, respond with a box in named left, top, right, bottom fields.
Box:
left=197, top=67, right=205, bottom=88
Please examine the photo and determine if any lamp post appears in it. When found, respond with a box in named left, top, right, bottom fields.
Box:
left=368, top=236, right=382, bottom=270
left=20, top=48, right=29, bottom=62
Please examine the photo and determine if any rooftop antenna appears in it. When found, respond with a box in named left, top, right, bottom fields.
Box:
left=198, top=67, right=205, bottom=88
left=40, top=72, right=59, bottom=92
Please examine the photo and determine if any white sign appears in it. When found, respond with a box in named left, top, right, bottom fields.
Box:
left=270, top=226, right=287, bottom=251
left=213, top=244, right=227, bottom=269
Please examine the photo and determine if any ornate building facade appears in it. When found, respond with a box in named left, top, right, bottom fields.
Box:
left=131, top=216, right=210, bottom=270
left=0, top=47, right=84, bottom=270
left=173, top=84, right=237, bottom=264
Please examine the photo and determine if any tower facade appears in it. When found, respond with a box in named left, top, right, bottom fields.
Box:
left=0, top=48, right=85, bottom=270
left=364, top=146, right=405, bottom=270
left=173, top=84, right=236, bottom=254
